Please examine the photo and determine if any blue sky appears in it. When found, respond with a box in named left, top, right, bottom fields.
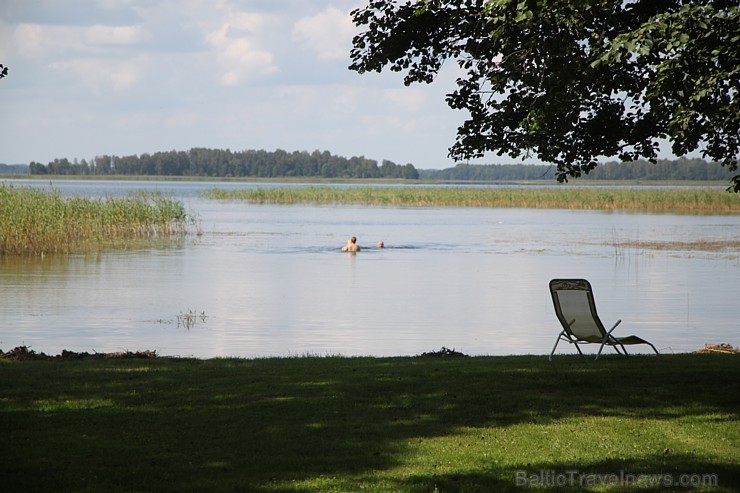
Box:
left=1, top=0, right=536, bottom=169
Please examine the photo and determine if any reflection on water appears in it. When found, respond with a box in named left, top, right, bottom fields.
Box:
left=1, top=180, right=738, bottom=357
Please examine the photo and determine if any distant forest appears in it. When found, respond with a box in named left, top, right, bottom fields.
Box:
left=26, top=148, right=419, bottom=180
left=419, top=158, right=734, bottom=182
left=6, top=149, right=731, bottom=183
left=0, top=164, right=29, bottom=174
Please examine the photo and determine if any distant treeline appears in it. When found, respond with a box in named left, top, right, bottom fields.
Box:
left=27, top=148, right=419, bottom=180
left=12, top=151, right=731, bottom=183
left=0, top=164, right=29, bottom=174
left=418, top=158, right=734, bottom=182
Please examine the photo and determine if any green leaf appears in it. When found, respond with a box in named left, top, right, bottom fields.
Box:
left=349, top=0, right=740, bottom=190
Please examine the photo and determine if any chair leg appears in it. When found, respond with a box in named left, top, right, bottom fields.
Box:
left=596, top=343, right=627, bottom=360
left=596, top=343, right=606, bottom=360
left=549, top=332, right=564, bottom=361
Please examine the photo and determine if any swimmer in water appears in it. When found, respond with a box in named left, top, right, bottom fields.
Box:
left=377, top=240, right=384, bottom=248
left=342, top=236, right=360, bottom=252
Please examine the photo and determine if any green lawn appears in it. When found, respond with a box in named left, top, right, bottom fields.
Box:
left=1, top=354, right=737, bottom=492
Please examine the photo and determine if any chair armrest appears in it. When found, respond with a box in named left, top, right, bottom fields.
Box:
left=606, top=319, right=622, bottom=337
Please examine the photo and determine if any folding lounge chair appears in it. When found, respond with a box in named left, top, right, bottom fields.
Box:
left=548, top=279, right=658, bottom=360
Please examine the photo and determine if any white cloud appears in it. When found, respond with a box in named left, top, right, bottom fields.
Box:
left=165, top=110, right=198, bottom=128
left=383, top=87, right=428, bottom=113
left=85, top=24, right=146, bottom=45
left=49, top=58, right=141, bottom=92
left=13, top=23, right=49, bottom=56
left=205, top=11, right=278, bottom=86
left=13, top=22, right=146, bottom=57
left=292, top=7, right=356, bottom=61
left=328, top=85, right=364, bottom=112
left=361, top=114, right=418, bottom=137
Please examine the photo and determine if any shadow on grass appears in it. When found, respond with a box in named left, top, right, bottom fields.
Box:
left=1, top=354, right=738, bottom=492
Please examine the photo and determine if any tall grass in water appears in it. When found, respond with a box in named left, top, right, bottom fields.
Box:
left=202, top=186, right=740, bottom=213
left=0, top=184, right=190, bottom=255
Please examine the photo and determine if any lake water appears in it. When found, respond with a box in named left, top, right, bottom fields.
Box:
left=1, top=179, right=738, bottom=358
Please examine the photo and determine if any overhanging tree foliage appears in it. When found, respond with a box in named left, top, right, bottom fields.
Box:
left=349, top=0, right=740, bottom=191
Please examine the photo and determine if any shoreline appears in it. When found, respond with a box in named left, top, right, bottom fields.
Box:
left=2, top=344, right=737, bottom=361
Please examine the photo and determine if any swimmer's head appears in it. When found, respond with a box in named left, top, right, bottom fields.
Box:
left=377, top=240, right=384, bottom=248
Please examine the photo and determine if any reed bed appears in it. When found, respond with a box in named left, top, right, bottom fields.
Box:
left=0, top=184, right=190, bottom=255
left=202, top=186, right=740, bottom=213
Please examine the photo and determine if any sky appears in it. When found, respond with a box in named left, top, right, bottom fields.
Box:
left=0, top=0, right=542, bottom=170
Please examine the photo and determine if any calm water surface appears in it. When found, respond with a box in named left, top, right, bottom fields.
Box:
left=1, top=179, right=738, bottom=357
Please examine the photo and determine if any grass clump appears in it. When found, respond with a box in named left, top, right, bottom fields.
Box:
left=0, top=184, right=192, bottom=255
left=1, top=353, right=737, bottom=492
left=202, top=186, right=740, bottom=213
